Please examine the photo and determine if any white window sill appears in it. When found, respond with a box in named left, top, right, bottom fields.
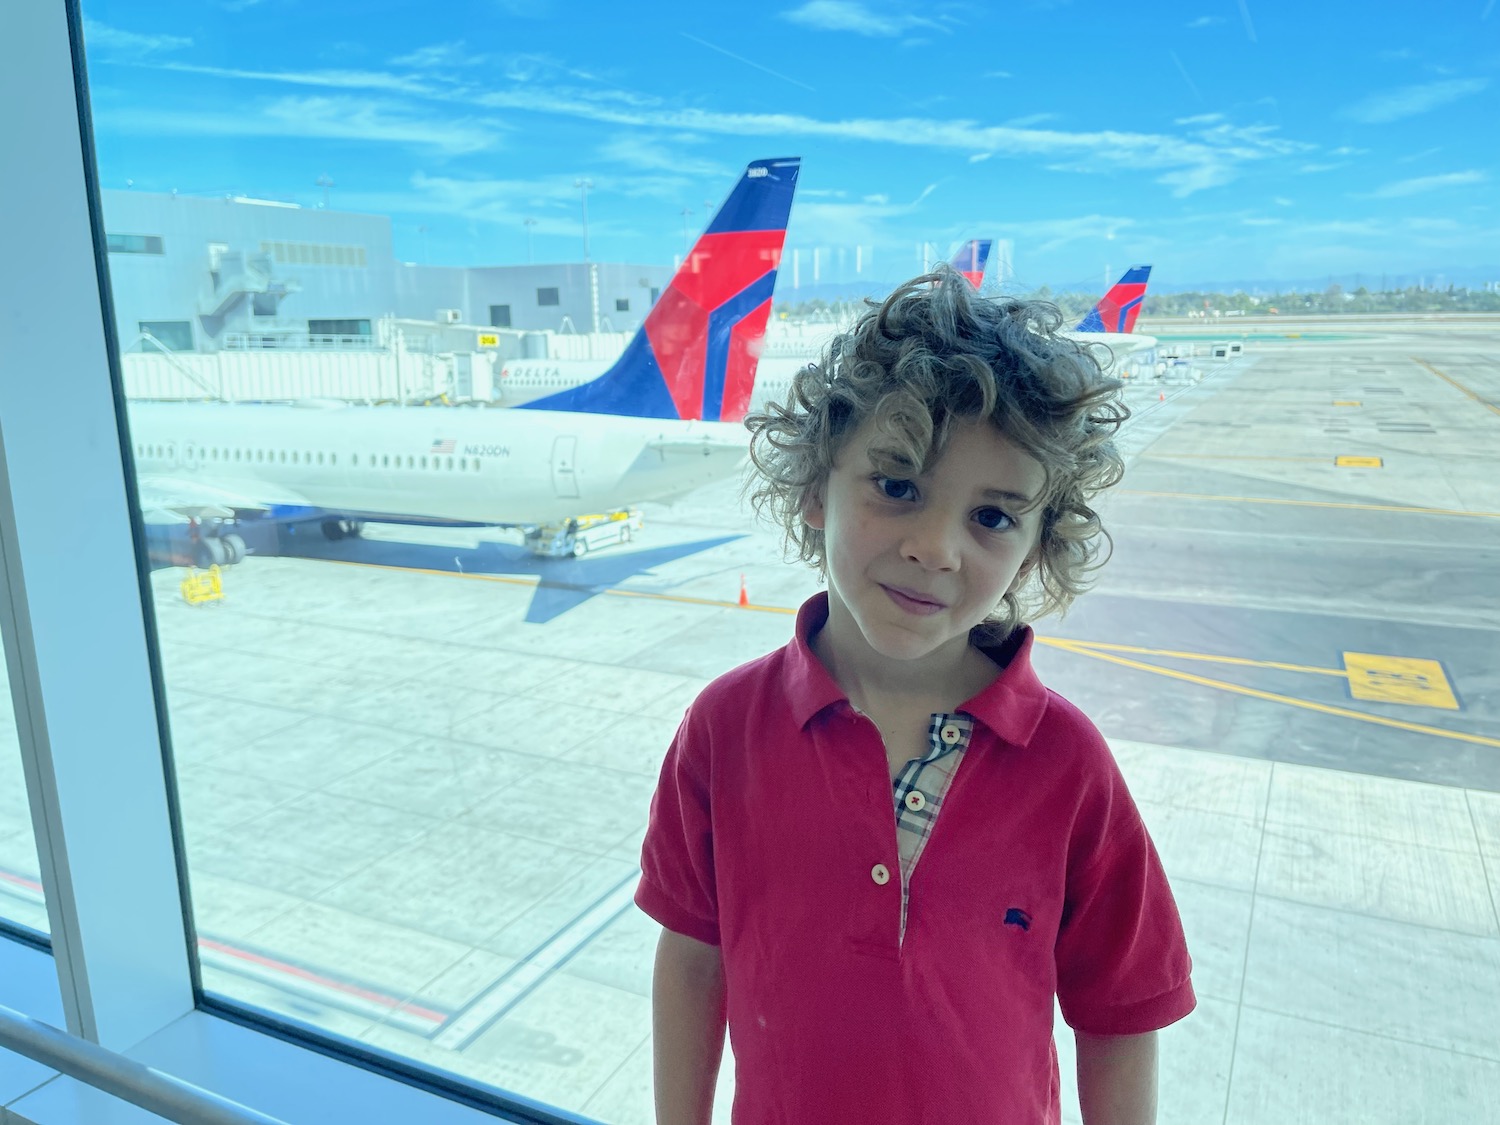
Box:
left=1, top=939, right=585, bottom=1124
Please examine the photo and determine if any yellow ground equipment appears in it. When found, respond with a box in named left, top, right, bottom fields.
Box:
left=180, top=565, right=224, bottom=606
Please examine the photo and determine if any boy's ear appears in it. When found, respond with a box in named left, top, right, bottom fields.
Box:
left=1008, top=546, right=1041, bottom=592
left=802, top=489, right=826, bottom=531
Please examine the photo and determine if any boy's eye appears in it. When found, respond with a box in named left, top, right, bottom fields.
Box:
left=974, top=507, right=1014, bottom=531
left=876, top=477, right=916, bottom=501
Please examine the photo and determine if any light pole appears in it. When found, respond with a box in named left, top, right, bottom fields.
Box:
left=523, top=217, right=537, bottom=263
left=574, top=177, right=593, bottom=262
left=316, top=173, right=333, bottom=209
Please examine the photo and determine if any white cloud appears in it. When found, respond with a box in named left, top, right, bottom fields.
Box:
left=146, top=60, right=1312, bottom=198
left=1298, top=162, right=1342, bottom=173
left=984, top=70, right=1014, bottom=79
left=1397, top=145, right=1443, bottom=163
left=1175, top=113, right=1224, bottom=125
left=1003, top=214, right=1135, bottom=254
left=781, top=1, right=949, bottom=37
left=1273, top=196, right=1294, bottom=206
left=596, top=135, right=729, bottom=178
left=1341, top=77, right=1490, bottom=123
left=968, top=152, right=993, bottom=163
left=1004, top=113, right=1058, bottom=128
left=1186, top=15, right=1224, bottom=27
left=94, top=95, right=505, bottom=156
left=391, top=42, right=490, bottom=69
left=1367, top=170, right=1488, bottom=198
left=82, top=20, right=191, bottom=57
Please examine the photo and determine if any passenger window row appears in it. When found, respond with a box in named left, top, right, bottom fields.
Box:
left=132, top=445, right=483, bottom=472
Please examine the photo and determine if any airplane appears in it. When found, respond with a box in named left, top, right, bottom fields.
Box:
left=495, top=238, right=997, bottom=413
left=1075, top=265, right=1151, bottom=334
left=127, top=156, right=802, bottom=568
left=1066, top=265, right=1159, bottom=373
left=948, top=238, right=992, bottom=289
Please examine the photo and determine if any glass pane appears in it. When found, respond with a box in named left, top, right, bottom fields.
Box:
left=0, top=624, right=48, bottom=939
left=79, top=2, right=1500, bottom=1124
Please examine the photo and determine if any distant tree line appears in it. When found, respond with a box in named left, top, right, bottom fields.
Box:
left=773, top=284, right=1500, bottom=323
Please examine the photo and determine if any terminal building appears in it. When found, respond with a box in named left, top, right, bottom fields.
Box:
left=100, top=188, right=673, bottom=353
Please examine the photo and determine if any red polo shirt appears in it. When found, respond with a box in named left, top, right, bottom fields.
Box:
left=637, top=594, right=1194, bottom=1125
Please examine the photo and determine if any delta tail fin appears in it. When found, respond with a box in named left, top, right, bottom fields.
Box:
left=949, top=239, right=992, bottom=289
left=519, top=157, right=800, bottom=423
left=1075, top=265, right=1152, bottom=333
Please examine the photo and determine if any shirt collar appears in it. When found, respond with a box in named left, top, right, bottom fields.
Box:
left=782, top=592, right=1050, bottom=748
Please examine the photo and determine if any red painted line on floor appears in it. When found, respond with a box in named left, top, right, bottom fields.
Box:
left=0, top=869, right=42, bottom=892
left=197, top=938, right=448, bottom=1025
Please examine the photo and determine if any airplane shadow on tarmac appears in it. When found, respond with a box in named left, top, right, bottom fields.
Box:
left=259, top=529, right=746, bottom=624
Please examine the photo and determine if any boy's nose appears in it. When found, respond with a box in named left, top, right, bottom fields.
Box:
left=901, top=514, right=962, bottom=571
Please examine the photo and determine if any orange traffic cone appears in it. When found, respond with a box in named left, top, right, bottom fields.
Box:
left=738, top=575, right=749, bottom=608
left=1158, top=391, right=1165, bottom=402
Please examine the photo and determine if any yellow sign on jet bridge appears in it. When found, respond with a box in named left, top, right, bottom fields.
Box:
left=1335, top=455, right=1383, bottom=468
left=476, top=332, right=500, bottom=348
left=1343, top=652, right=1459, bottom=709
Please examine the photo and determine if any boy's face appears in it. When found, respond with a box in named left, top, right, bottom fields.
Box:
left=805, top=415, right=1047, bottom=667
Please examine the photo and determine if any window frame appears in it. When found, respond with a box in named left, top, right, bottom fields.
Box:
left=0, top=5, right=597, bottom=1123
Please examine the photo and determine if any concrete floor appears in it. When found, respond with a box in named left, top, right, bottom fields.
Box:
left=2, top=329, right=1498, bottom=1123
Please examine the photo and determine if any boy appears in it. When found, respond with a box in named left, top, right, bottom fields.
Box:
left=636, top=266, right=1194, bottom=1125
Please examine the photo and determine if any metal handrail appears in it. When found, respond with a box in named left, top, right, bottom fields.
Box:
left=0, top=1003, right=290, bottom=1125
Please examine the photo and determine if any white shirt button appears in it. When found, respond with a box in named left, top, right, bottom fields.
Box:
left=904, top=791, right=926, bottom=812
left=940, top=723, right=962, bottom=745
left=871, top=863, right=891, bottom=886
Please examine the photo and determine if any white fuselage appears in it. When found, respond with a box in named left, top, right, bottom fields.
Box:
left=127, top=401, right=750, bottom=526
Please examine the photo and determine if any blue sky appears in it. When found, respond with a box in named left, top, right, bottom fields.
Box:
left=80, top=0, right=1500, bottom=290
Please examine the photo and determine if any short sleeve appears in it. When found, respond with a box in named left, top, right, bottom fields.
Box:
left=634, top=707, right=720, bottom=946
left=1055, top=743, right=1195, bottom=1035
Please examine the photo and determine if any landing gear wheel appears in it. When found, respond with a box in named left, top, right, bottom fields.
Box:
left=572, top=539, right=589, bottom=558
left=194, top=538, right=228, bottom=568
left=321, top=518, right=346, bottom=541
left=221, top=534, right=247, bottom=565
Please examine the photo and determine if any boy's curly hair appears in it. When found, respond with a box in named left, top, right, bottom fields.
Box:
left=746, top=263, right=1129, bottom=633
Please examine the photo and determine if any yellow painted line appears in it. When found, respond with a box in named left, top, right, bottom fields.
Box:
left=1038, top=637, right=1346, bottom=678
left=1333, top=400, right=1361, bottom=407
left=1335, top=455, right=1383, bottom=468
left=1344, top=652, right=1459, bottom=710
left=1117, top=489, right=1500, bottom=519
left=1414, top=358, right=1500, bottom=419
left=1048, top=639, right=1500, bottom=749
left=1143, top=454, right=1328, bottom=463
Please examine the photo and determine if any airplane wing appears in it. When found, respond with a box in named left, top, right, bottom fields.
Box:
left=135, top=475, right=315, bottom=521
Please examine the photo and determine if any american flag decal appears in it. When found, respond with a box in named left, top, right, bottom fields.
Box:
left=430, top=439, right=456, bottom=455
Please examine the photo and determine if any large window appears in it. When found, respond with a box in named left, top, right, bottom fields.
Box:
left=308, top=318, right=372, bottom=337
left=106, top=232, right=163, bottom=254
left=138, top=319, right=193, bottom=352
left=0, top=627, right=46, bottom=940
left=0, top=2, right=1488, bottom=1124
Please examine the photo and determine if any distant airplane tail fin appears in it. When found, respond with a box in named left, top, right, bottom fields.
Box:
left=1075, top=265, right=1152, bottom=333
left=519, top=157, right=801, bottom=423
left=949, top=239, right=992, bottom=289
